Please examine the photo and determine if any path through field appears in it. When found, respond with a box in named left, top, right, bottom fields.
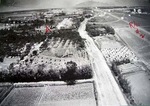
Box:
left=78, top=19, right=128, bottom=106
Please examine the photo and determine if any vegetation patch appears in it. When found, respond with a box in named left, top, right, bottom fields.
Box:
left=0, top=61, right=92, bottom=82
left=111, top=62, right=136, bottom=105
left=86, top=23, right=115, bottom=37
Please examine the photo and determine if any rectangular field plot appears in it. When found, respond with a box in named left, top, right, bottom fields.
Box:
left=0, top=87, right=44, bottom=106
left=1, top=82, right=96, bottom=106
left=125, top=71, right=150, bottom=105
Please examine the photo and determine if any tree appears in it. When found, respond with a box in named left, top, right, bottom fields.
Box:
left=32, top=50, right=37, bottom=56
left=63, top=61, right=77, bottom=85
left=118, top=75, right=131, bottom=94
left=112, top=62, right=120, bottom=76
left=35, top=64, right=45, bottom=81
left=0, top=56, right=4, bottom=62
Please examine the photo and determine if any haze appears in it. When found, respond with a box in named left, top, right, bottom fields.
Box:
left=0, top=0, right=149, bottom=12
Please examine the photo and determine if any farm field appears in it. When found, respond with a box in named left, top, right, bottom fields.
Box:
left=94, top=35, right=138, bottom=65
left=0, top=82, right=96, bottom=106
left=0, top=84, right=13, bottom=103
left=125, top=71, right=150, bottom=105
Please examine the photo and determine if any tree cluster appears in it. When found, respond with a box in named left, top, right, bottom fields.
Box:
left=0, top=61, right=93, bottom=83
left=86, top=23, right=115, bottom=37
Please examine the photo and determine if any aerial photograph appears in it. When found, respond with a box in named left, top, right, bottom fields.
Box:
left=0, top=0, right=150, bottom=106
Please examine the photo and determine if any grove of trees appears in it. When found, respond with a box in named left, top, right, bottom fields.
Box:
left=0, top=61, right=93, bottom=82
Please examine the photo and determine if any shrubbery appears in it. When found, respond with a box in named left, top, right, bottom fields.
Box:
left=103, top=25, right=115, bottom=35
left=118, top=75, right=131, bottom=94
left=113, top=59, right=130, bottom=66
left=111, top=62, right=120, bottom=76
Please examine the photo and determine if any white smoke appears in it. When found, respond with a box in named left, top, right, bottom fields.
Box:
left=56, top=18, right=74, bottom=29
